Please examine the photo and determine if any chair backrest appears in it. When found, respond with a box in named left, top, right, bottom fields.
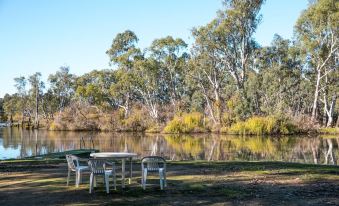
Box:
left=141, top=156, right=166, bottom=172
left=88, top=159, right=107, bottom=174
left=66, top=154, right=79, bottom=171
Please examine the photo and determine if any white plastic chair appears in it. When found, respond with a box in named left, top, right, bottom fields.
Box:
left=66, top=154, right=89, bottom=187
left=88, top=159, right=116, bottom=194
left=141, top=156, right=167, bottom=190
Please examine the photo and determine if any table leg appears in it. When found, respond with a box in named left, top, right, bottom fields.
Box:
left=122, top=158, right=125, bottom=188
left=129, top=157, right=132, bottom=184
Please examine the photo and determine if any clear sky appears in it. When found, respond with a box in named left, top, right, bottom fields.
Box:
left=0, top=0, right=308, bottom=98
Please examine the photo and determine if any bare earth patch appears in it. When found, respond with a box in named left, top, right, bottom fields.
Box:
left=0, top=160, right=338, bottom=205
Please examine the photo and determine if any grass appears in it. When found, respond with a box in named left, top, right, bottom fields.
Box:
left=1, top=159, right=339, bottom=205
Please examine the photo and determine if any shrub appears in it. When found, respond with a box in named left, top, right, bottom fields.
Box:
left=319, top=127, right=339, bottom=134
left=145, top=122, right=163, bottom=133
left=163, top=112, right=207, bottom=133
left=225, top=116, right=299, bottom=135
left=123, top=111, right=146, bottom=132
left=48, top=121, right=64, bottom=131
left=164, top=116, right=183, bottom=133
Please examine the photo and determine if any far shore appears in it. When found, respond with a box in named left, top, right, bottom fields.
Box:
left=2, top=123, right=339, bottom=136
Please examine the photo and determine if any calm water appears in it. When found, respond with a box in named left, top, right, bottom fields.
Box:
left=0, top=127, right=338, bottom=164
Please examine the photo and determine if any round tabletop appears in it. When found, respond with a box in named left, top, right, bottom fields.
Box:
left=90, top=152, right=138, bottom=158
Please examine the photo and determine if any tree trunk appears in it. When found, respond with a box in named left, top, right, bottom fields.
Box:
left=311, top=69, right=321, bottom=121
left=326, top=94, right=336, bottom=127
left=34, top=85, right=39, bottom=128
left=214, top=87, right=221, bottom=124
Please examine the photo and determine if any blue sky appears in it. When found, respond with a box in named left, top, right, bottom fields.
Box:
left=0, top=0, right=308, bottom=98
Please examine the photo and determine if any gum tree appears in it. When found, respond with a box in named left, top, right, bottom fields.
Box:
left=106, top=30, right=142, bottom=117
left=150, top=36, right=189, bottom=110
left=295, top=0, right=338, bottom=124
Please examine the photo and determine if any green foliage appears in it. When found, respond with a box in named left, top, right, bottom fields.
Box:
left=164, top=112, right=207, bottom=133
left=106, top=30, right=142, bottom=68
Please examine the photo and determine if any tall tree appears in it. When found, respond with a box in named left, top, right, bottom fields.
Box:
left=0, top=98, right=5, bottom=122
left=295, top=0, right=338, bottom=123
left=254, top=34, right=305, bottom=116
left=214, top=0, right=264, bottom=95
left=28, top=72, right=44, bottom=128
left=189, top=25, right=228, bottom=124
left=48, top=66, right=76, bottom=113
left=106, top=30, right=143, bottom=117
left=75, top=69, right=115, bottom=109
left=189, top=0, right=264, bottom=123
left=13, top=76, right=28, bottom=124
left=133, top=58, right=163, bottom=120
left=150, top=36, right=189, bottom=109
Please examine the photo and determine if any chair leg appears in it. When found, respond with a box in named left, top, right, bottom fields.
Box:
left=67, top=170, right=71, bottom=186
left=142, top=169, right=147, bottom=190
left=113, top=171, right=117, bottom=190
left=141, top=169, right=144, bottom=188
left=104, top=175, right=110, bottom=194
left=77, top=171, right=82, bottom=187
left=89, top=173, right=94, bottom=194
left=159, top=170, right=164, bottom=190
left=93, top=176, right=97, bottom=187
left=75, top=171, right=79, bottom=187
left=79, top=171, right=82, bottom=184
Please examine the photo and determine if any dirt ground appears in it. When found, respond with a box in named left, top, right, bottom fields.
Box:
left=0, top=159, right=339, bottom=206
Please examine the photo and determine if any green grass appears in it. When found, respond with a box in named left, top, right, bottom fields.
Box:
left=1, top=159, right=339, bottom=205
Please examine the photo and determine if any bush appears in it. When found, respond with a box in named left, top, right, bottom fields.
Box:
left=48, top=121, right=64, bottom=131
left=163, top=112, right=207, bottom=133
left=122, top=111, right=146, bottom=132
left=224, top=116, right=299, bottom=135
left=319, top=127, right=339, bottom=134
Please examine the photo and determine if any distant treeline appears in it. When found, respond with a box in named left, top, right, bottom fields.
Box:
left=0, top=0, right=338, bottom=134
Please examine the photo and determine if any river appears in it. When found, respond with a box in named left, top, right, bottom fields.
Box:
left=0, top=127, right=338, bottom=164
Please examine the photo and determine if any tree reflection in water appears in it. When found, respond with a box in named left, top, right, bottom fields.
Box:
left=0, top=127, right=338, bottom=165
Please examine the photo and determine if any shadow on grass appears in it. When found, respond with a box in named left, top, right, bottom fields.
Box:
left=0, top=160, right=339, bottom=205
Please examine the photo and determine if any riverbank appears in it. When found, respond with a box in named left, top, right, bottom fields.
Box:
left=1, top=159, right=338, bottom=205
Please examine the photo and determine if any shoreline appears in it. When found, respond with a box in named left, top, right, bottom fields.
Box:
left=2, top=125, right=339, bottom=135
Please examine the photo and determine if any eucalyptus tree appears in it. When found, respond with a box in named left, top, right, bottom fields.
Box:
left=295, top=0, right=338, bottom=123
left=189, top=0, right=264, bottom=123
left=28, top=72, right=45, bottom=128
left=13, top=76, right=28, bottom=124
left=254, top=34, right=306, bottom=116
left=48, top=66, right=76, bottom=114
left=133, top=58, right=163, bottom=120
left=150, top=36, right=189, bottom=109
left=3, top=94, right=18, bottom=123
left=109, top=69, right=135, bottom=117
left=320, top=65, right=338, bottom=126
left=106, top=30, right=143, bottom=117
left=213, top=0, right=264, bottom=96
left=189, top=24, right=227, bottom=124
left=75, top=70, right=115, bottom=109
left=0, top=98, right=5, bottom=121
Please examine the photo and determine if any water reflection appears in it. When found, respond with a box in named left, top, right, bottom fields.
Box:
left=0, top=127, right=338, bottom=165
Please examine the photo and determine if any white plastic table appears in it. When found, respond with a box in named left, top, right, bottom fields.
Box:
left=90, top=152, right=138, bottom=188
